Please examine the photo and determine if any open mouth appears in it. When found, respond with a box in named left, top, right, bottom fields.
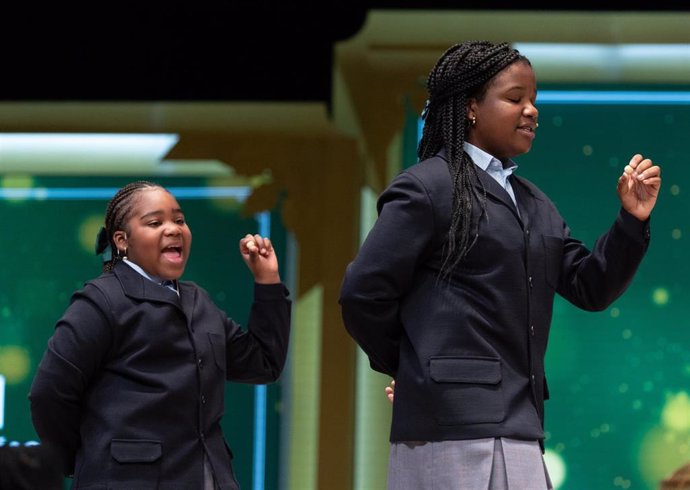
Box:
left=162, top=245, right=183, bottom=262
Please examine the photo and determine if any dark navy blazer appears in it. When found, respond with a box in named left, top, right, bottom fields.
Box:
left=340, top=153, right=649, bottom=443
left=30, top=260, right=291, bottom=489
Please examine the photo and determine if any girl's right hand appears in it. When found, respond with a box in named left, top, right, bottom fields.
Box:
left=385, top=380, right=395, bottom=404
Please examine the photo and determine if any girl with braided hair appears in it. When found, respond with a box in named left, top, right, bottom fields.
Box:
left=340, top=41, right=661, bottom=489
left=29, top=181, right=291, bottom=489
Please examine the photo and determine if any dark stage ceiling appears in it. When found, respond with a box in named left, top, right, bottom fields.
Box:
left=0, top=1, right=686, bottom=102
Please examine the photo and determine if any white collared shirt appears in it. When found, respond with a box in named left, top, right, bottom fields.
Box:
left=464, top=142, right=519, bottom=207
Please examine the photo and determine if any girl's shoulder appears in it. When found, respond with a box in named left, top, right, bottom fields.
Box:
left=385, top=154, right=451, bottom=197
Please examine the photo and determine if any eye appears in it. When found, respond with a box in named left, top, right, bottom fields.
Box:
left=175, top=217, right=186, bottom=225
left=147, top=221, right=161, bottom=227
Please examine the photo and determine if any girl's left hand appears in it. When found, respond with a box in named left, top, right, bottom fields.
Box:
left=617, top=154, right=661, bottom=221
left=239, top=234, right=281, bottom=284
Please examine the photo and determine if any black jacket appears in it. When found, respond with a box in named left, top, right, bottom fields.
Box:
left=340, top=153, right=649, bottom=442
left=29, top=261, right=291, bottom=489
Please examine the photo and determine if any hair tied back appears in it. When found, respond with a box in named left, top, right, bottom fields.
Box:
left=95, top=226, right=112, bottom=263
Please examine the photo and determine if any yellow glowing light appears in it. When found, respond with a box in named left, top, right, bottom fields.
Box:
left=610, top=307, right=621, bottom=318
left=613, top=476, right=632, bottom=489
left=543, top=449, right=567, bottom=489
left=0, top=346, right=31, bottom=384
left=0, top=175, right=35, bottom=203
left=204, top=176, right=253, bottom=213
left=621, top=328, right=632, bottom=339
left=79, top=215, right=106, bottom=255
left=670, top=184, right=680, bottom=196
left=661, top=391, right=690, bottom=431
left=582, top=145, right=593, bottom=156
left=652, top=287, right=669, bottom=306
left=672, top=228, right=682, bottom=240
left=639, top=426, right=690, bottom=488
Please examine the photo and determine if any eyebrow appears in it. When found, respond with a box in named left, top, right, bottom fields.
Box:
left=505, top=85, right=538, bottom=97
left=139, top=208, right=184, bottom=220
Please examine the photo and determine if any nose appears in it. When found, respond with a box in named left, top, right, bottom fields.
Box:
left=524, top=101, right=538, bottom=120
left=164, top=222, right=182, bottom=236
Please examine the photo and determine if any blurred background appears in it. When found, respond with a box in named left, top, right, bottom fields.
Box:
left=0, top=2, right=689, bottom=489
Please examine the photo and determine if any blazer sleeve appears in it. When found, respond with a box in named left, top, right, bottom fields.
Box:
left=339, top=171, right=436, bottom=377
left=224, top=282, right=291, bottom=384
left=28, top=284, right=113, bottom=476
left=557, top=207, right=650, bottom=311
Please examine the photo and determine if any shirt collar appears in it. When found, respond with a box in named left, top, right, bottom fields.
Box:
left=463, top=142, right=518, bottom=175
left=123, top=258, right=167, bottom=285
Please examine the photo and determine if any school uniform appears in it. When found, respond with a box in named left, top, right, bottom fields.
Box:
left=339, top=145, right=649, bottom=488
left=29, top=260, right=291, bottom=490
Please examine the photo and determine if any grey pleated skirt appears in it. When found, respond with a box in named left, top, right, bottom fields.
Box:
left=388, top=438, right=553, bottom=490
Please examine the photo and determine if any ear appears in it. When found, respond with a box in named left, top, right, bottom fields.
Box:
left=466, top=98, right=478, bottom=123
left=112, top=230, right=128, bottom=253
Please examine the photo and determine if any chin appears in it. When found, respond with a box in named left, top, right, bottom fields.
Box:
left=162, top=268, right=185, bottom=281
left=513, top=146, right=531, bottom=157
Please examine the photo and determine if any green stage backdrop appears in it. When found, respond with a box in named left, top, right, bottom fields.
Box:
left=405, top=86, right=690, bottom=489
left=0, top=175, right=285, bottom=490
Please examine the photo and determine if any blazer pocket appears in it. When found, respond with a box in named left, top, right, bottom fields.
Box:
left=429, top=356, right=505, bottom=426
left=208, top=332, right=226, bottom=371
left=542, top=235, right=564, bottom=289
left=109, top=439, right=162, bottom=483
left=110, top=439, right=162, bottom=463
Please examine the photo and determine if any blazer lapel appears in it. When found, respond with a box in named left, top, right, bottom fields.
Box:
left=472, top=167, right=521, bottom=218
left=511, top=175, right=546, bottom=232
left=113, top=261, right=199, bottom=334
left=113, top=261, right=183, bottom=308
left=178, top=282, right=198, bottom=331
left=436, top=149, right=523, bottom=224
left=437, top=149, right=519, bottom=216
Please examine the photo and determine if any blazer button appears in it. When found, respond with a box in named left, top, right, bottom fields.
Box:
left=198, top=358, right=204, bottom=369
left=528, top=276, right=533, bottom=288
left=201, top=395, right=207, bottom=404
left=530, top=325, right=535, bottom=336
left=531, top=374, right=536, bottom=384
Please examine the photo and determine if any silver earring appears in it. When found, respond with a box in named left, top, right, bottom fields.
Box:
left=471, top=115, right=476, bottom=127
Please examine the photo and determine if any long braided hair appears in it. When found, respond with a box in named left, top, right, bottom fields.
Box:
left=418, top=41, right=528, bottom=279
left=95, top=181, right=162, bottom=272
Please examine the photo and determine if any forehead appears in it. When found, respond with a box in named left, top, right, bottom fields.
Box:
left=488, top=61, right=536, bottom=91
left=131, top=187, right=180, bottom=214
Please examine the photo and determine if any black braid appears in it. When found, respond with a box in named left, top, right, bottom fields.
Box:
left=101, top=181, right=162, bottom=272
left=418, top=41, right=528, bottom=280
